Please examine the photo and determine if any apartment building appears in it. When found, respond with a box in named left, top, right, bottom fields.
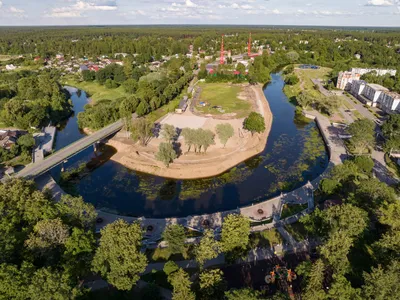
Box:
left=350, top=80, right=400, bottom=113
left=337, top=68, right=397, bottom=90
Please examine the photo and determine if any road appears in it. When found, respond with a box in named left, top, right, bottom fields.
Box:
left=12, top=120, right=124, bottom=180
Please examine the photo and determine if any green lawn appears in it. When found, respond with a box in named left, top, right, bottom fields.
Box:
left=280, top=203, right=308, bottom=219
left=250, top=229, right=283, bottom=248
left=284, top=66, right=332, bottom=100
left=196, top=83, right=252, bottom=118
left=62, top=78, right=129, bottom=103
left=0, top=122, right=7, bottom=129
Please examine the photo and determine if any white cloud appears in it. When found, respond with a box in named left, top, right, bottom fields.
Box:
left=47, top=0, right=117, bottom=18
left=9, top=7, right=24, bottom=14
left=365, top=0, right=394, bottom=6
left=0, top=1, right=3, bottom=9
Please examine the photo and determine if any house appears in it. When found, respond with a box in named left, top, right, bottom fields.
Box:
left=0, top=130, right=19, bottom=150
left=175, top=96, right=189, bottom=114
left=34, top=56, right=41, bottom=62
left=56, top=54, right=64, bottom=59
left=88, top=65, right=100, bottom=72
left=79, top=65, right=88, bottom=72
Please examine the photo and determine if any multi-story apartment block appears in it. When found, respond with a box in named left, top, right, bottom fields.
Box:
left=337, top=68, right=397, bottom=90
left=349, top=80, right=400, bottom=113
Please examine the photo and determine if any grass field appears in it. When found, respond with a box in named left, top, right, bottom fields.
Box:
left=284, top=66, right=332, bottom=100
left=196, top=83, right=252, bottom=118
left=251, top=229, right=283, bottom=248
left=62, top=78, right=129, bottom=103
left=0, top=122, right=7, bottom=129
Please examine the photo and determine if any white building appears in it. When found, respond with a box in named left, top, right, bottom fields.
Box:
left=350, top=80, right=400, bottom=113
left=379, top=92, right=400, bottom=113
left=337, top=68, right=397, bottom=90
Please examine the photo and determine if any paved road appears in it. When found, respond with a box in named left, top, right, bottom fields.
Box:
left=13, top=120, right=124, bottom=180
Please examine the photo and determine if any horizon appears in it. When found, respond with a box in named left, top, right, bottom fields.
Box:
left=0, top=0, right=399, bottom=27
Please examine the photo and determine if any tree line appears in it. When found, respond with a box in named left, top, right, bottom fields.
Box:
left=0, top=70, right=73, bottom=129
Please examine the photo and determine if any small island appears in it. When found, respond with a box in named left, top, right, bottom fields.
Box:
left=107, top=82, right=272, bottom=179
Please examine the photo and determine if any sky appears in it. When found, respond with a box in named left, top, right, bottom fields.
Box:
left=0, top=0, right=399, bottom=27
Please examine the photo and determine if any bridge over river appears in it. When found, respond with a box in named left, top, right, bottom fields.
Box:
left=12, top=120, right=124, bottom=180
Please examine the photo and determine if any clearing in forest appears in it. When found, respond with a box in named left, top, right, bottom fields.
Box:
left=196, top=83, right=252, bottom=118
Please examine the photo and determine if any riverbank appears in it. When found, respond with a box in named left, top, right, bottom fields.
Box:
left=107, top=84, right=272, bottom=180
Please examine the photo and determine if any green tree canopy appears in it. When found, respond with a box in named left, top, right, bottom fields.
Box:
left=216, top=123, right=234, bottom=148
left=221, top=214, right=250, bottom=253
left=162, top=224, right=186, bottom=255
left=92, top=220, right=147, bottom=291
left=194, top=229, right=220, bottom=268
left=243, top=112, right=265, bottom=135
left=347, top=119, right=375, bottom=155
left=168, top=268, right=195, bottom=300
left=131, top=118, right=154, bottom=146
left=156, top=142, right=177, bottom=167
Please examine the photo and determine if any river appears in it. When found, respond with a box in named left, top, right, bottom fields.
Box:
left=52, top=73, right=329, bottom=218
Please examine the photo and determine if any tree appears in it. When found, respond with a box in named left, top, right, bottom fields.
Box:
left=362, top=261, right=400, bottom=300
left=131, top=118, right=154, bottom=146
left=303, top=259, right=326, bottom=300
left=25, top=218, right=70, bottom=254
left=216, top=123, right=234, bottom=148
left=296, top=91, right=315, bottom=109
left=57, top=195, right=97, bottom=229
left=27, top=267, right=82, bottom=300
left=199, top=269, right=226, bottom=300
left=328, top=275, right=361, bottom=300
left=353, top=156, right=374, bottom=174
left=221, top=214, right=250, bottom=253
left=236, top=63, right=246, bottom=74
left=161, top=124, right=177, bottom=143
left=136, top=101, right=150, bottom=117
left=168, top=268, right=195, bottom=300
left=225, top=288, right=261, bottom=300
left=194, top=229, right=220, bottom=268
left=243, top=112, right=265, bottom=136
left=63, top=227, right=95, bottom=278
left=162, top=224, right=186, bottom=255
left=320, top=231, right=353, bottom=274
left=286, top=51, right=300, bottom=62
left=17, top=134, right=35, bottom=151
left=198, top=129, right=215, bottom=153
left=182, top=128, right=195, bottom=152
left=122, top=78, right=138, bottom=94
left=285, top=74, right=299, bottom=85
left=156, top=142, right=177, bottom=167
left=92, top=220, right=147, bottom=291
left=347, top=119, right=375, bottom=155
left=163, top=260, right=179, bottom=276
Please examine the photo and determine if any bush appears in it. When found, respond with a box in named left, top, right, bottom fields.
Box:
left=285, top=74, right=300, bottom=85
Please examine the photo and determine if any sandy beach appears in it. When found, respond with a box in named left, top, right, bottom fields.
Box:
left=107, top=84, right=273, bottom=179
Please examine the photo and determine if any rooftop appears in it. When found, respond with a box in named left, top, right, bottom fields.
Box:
left=367, top=83, right=388, bottom=91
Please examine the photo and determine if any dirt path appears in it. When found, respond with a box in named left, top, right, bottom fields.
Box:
left=107, top=84, right=273, bottom=180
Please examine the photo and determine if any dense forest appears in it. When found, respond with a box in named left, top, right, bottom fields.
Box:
left=0, top=70, right=72, bottom=129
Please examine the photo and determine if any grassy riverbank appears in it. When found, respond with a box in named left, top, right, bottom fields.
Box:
left=62, top=77, right=129, bottom=103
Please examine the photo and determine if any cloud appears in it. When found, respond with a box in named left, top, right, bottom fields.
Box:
left=47, top=0, right=118, bottom=18
left=9, top=7, right=25, bottom=14
left=365, top=0, right=394, bottom=6
left=0, top=1, right=2, bottom=9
